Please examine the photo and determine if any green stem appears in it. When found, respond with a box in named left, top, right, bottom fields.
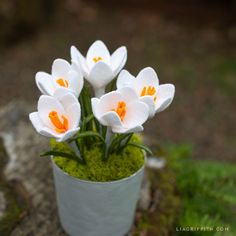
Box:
left=67, top=141, right=86, bottom=165
left=117, top=133, right=133, bottom=154
left=104, top=127, right=113, bottom=161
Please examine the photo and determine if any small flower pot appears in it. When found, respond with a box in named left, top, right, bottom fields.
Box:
left=51, top=158, right=145, bottom=236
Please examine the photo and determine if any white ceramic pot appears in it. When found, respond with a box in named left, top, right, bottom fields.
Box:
left=52, top=159, right=145, bottom=236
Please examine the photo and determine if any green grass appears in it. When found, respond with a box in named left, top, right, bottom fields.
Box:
left=51, top=135, right=145, bottom=182
left=165, top=144, right=236, bottom=236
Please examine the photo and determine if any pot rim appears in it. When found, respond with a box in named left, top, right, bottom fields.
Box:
left=51, top=156, right=145, bottom=185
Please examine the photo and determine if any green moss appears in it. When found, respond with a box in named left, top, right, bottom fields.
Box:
left=51, top=135, right=145, bottom=182
left=0, top=182, right=28, bottom=236
left=133, top=148, right=180, bottom=236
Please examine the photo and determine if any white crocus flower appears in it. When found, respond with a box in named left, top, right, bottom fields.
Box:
left=91, top=87, right=149, bottom=133
left=36, top=58, right=84, bottom=98
left=71, top=40, right=127, bottom=97
left=29, top=91, right=81, bottom=142
left=117, top=67, right=175, bottom=118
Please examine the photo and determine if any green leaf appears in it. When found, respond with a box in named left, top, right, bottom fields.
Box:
left=40, top=150, right=85, bottom=164
left=109, top=133, right=132, bottom=153
left=127, top=142, right=153, bottom=155
left=81, top=114, right=94, bottom=132
left=69, top=131, right=105, bottom=143
left=84, top=114, right=94, bottom=124
left=117, top=133, right=133, bottom=154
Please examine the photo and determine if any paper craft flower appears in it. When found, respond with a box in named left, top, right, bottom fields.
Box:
left=29, top=91, right=81, bottom=142
left=36, top=58, right=84, bottom=97
left=91, top=87, right=149, bottom=133
left=71, top=40, right=127, bottom=96
left=116, top=67, right=175, bottom=117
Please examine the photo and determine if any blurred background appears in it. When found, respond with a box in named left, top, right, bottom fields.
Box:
left=0, top=0, right=236, bottom=235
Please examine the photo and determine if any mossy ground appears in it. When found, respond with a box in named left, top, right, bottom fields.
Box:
left=132, top=143, right=236, bottom=235
left=51, top=136, right=145, bottom=182
left=133, top=147, right=180, bottom=236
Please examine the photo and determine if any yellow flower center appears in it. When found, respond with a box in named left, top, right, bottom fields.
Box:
left=49, top=111, right=68, bottom=133
left=112, top=101, right=126, bottom=121
left=93, top=56, right=102, bottom=63
left=140, top=86, right=157, bottom=102
left=56, top=78, right=69, bottom=88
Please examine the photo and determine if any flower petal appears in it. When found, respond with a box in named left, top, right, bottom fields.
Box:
left=112, top=125, right=144, bottom=133
left=140, top=96, right=156, bottom=118
left=35, top=72, right=54, bottom=96
left=100, top=111, right=123, bottom=127
left=136, top=67, right=159, bottom=93
left=116, top=70, right=135, bottom=89
left=39, top=127, right=62, bottom=139
left=67, top=70, right=84, bottom=97
left=29, top=112, right=44, bottom=133
left=38, top=95, right=65, bottom=129
left=111, top=46, right=127, bottom=76
left=71, top=46, right=89, bottom=76
left=98, top=91, right=122, bottom=114
left=37, top=125, right=79, bottom=141
left=66, top=103, right=81, bottom=129
left=86, top=40, right=110, bottom=69
left=56, top=128, right=80, bottom=142
left=54, top=90, right=78, bottom=108
left=88, top=61, right=113, bottom=89
left=52, top=59, right=71, bottom=77
left=118, top=87, right=139, bottom=103
left=155, top=84, right=175, bottom=113
left=123, top=101, right=149, bottom=128
left=91, top=97, right=100, bottom=117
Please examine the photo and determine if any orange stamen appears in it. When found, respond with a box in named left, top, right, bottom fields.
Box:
left=49, top=111, right=69, bottom=133
left=140, top=86, right=157, bottom=101
left=112, top=101, right=126, bottom=121
left=56, top=78, right=69, bottom=88
left=93, top=56, right=102, bottom=63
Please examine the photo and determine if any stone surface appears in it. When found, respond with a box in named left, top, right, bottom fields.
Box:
left=0, top=101, right=66, bottom=235
left=0, top=192, right=6, bottom=219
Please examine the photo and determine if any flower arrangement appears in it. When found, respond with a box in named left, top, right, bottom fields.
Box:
left=29, top=40, right=175, bottom=236
left=29, top=40, right=175, bottom=176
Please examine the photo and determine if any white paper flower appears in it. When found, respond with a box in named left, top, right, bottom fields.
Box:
left=29, top=91, right=81, bottom=142
left=71, top=40, right=127, bottom=96
left=117, top=67, right=175, bottom=117
left=36, top=58, right=84, bottom=97
left=91, top=87, right=149, bottom=133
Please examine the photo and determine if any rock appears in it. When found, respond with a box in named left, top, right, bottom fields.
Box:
left=0, top=192, right=6, bottom=219
left=0, top=101, right=66, bottom=235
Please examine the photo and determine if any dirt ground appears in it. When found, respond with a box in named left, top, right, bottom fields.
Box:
left=0, top=1, right=235, bottom=162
